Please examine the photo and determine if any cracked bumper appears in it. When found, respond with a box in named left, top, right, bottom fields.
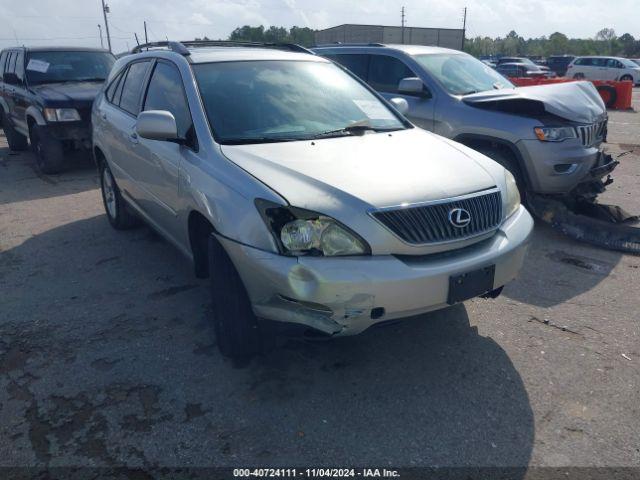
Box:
left=217, top=205, right=533, bottom=336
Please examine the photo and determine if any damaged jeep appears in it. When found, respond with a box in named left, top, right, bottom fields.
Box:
left=313, top=44, right=616, bottom=200
left=93, top=41, right=533, bottom=358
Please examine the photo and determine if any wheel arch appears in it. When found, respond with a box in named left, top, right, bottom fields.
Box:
left=25, top=106, right=46, bottom=127
left=453, top=133, right=532, bottom=187
left=188, top=209, right=218, bottom=279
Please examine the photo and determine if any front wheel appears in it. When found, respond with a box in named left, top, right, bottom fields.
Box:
left=619, top=74, right=633, bottom=82
left=31, top=126, right=64, bottom=174
left=573, top=73, right=585, bottom=80
left=1, top=111, right=29, bottom=151
left=100, top=162, right=139, bottom=230
left=208, top=235, right=262, bottom=359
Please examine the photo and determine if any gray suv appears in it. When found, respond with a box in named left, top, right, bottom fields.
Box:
left=314, top=44, right=614, bottom=197
left=92, top=41, right=532, bottom=358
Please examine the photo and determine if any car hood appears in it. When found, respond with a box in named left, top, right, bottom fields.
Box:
left=463, top=81, right=606, bottom=124
left=220, top=128, right=498, bottom=211
left=30, top=81, right=104, bottom=108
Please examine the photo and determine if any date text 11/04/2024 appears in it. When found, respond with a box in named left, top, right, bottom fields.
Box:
left=233, top=468, right=400, bottom=478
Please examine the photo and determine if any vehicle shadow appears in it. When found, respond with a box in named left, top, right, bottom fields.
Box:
left=0, top=132, right=97, bottom=205
left=1, top=214, right=534, bottom=469
left=501, top=219, right=623, bottom=308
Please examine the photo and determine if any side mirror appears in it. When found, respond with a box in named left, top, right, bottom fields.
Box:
left=389, top=97, right=409, bottom=115
left=398, top=77, right=430, bottom=98
left=3, top=72, right=21, bottom=86
left=136, top=110, right=179, bottom=142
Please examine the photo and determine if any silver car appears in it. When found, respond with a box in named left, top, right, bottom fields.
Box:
left=92, top=41, right=533, bottom=358
left=313, top=44, right=613, bottom=196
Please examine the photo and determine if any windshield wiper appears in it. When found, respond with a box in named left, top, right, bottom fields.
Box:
left=75, top=77, right=107, bottom=82
left=312, top=122, right=400, bottom=139
left=223, top=137, right=304, bottom=145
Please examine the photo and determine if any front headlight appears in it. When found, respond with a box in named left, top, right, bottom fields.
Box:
left=256, top=199, right=370, bottom=256
left=534, top=126, right=576, bottom=142
left=504, top=169, right=521, bottom=219
left=43, top=108, right=81, bottom=122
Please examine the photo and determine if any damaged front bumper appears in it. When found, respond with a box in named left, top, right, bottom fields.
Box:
left=217, top=205, right=533, bottom=337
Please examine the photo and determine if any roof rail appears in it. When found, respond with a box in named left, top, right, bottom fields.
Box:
left=131, top=40, right=314, bottom=56
left=313, top=42, right=386, bottom=48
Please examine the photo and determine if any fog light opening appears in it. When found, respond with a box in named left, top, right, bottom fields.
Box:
left=554, top=163, right=578, bottom=174
left=370, top=307, right=385, bottom=319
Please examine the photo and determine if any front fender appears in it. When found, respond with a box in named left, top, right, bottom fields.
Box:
left=26, top=106, right=46, bottom=127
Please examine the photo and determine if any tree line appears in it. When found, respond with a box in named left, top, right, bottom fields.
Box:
left=201, top=25, right=640, bottom=58
left=464, top=29, right=640, bottom=58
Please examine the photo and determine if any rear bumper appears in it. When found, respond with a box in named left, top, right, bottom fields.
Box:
left=218, top=205, right=533, bottom=336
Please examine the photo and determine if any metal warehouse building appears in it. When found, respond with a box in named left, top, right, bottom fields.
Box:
left=314, top=24, right=464, bottom=50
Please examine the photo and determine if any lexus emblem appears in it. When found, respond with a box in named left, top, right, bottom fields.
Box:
left=448, top=207, right=471, bottom=228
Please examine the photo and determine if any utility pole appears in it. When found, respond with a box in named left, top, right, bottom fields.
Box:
left=144, top=21, right=149, bottom=44
left=401, top=6, right=406, bottom=44
left=462, top=7, right=467, bottom=51
left=100, top=0, right=112, bottom=52
left=98, top=24, right=104, bottom=48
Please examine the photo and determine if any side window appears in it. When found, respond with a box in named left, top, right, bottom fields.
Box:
left=105, top=69, right=124, bottom=103
left=143, top=61, right=193, bottom=139
left=0, top=52, right=7, bottom=75
left=332, top=54, right=370, bottom=81
left=5, top=52, right=15, bottom=74
left=112, top=68, right=127, bottom=106
left=592, top=58, right=606, bottom=67
left=14, top=51, right=24, bottom=82
left=118, top=61, right=151, bottom=115
left=368, top=55, right=417, bottom=93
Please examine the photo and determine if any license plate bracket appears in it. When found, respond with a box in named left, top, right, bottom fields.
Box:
left=447, top=265, right=496, bottom=305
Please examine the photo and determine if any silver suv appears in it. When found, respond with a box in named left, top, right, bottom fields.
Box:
left=313, top=44, right=614, bottom=196
left=92, top=41, right=533, bottom=358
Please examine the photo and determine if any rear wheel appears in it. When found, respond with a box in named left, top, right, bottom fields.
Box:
left=620, top=74, right=633, bottom=82
left=1, top=111, right=29, bottom=151
left=208, top=235, right=262, bottom=359
left=573, top=73, right=585, bottom=80
left=31, top=125, right=65, bottom=174
left=100, top=162, right=140, bottom=230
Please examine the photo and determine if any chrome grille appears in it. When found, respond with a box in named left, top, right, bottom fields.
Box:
left=371, top=189, right=502, bottom=245
left=577, top=120, right=606, bottom=147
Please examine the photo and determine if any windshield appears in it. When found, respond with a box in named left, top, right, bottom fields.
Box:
left=620, top=58, right=640, bottom=68
left=193, top=60, right=406, bottom=144
left=414, top=53, right=513, bottom=95
left=25, top=51, right=115, bottom=85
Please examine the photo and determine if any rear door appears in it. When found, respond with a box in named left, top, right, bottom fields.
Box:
left=3, top=51, right=18, bottom=125
left=0, top=50, right=8, bottom=116
left=102, top=59, right=152, bottom=204
left=135, top=59, right=197, bottom=242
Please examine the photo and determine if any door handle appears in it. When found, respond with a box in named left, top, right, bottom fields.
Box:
left=101, top=113, right=107, bottom=120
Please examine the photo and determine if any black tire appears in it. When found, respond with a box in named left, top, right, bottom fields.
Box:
left=99, top=162, right=140, bottom=230
left=208, top=235, right=261, bottom=359
left=619, top=74, right=633, bottom=82
left=1, top=111, right=29, bottom=151
left=31, top=125, right=65, bottom=174
left=573, top=73, right=585, bottom=80
left=475, top=147, right=527, bottom=200
left=595, top=85, right=617, bottom=108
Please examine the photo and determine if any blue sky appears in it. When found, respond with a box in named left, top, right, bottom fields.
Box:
left=1, top=0, right=639, bottom=53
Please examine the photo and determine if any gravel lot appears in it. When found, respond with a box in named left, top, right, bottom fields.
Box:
left=1, top=91, right=639, bottom=472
